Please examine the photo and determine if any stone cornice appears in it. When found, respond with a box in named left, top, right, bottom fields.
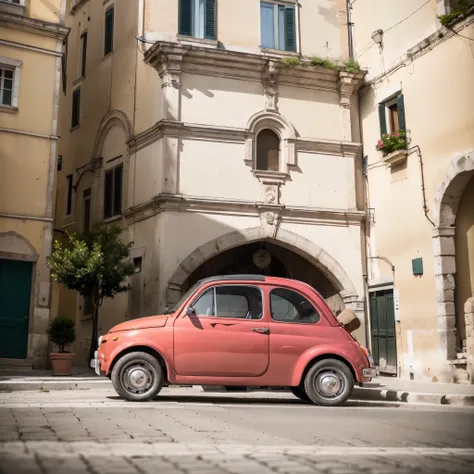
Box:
left=0, top=11, right=69, bottom=39
left=128, top=119, right=361, bottom=158
left=144, top=41, right=365, bottom=93
left=123, top=193, right=365, bottom=226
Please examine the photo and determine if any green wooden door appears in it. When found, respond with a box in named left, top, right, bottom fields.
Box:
left=370, top=289, right=397, bottom=374
left=0, top=259, right=33, bottom=359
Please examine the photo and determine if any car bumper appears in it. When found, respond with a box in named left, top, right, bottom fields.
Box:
left=363, top=368, right=377, bottom=378
left=91, top=350, right=106, bottom=377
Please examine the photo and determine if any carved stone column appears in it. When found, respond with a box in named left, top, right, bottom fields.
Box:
left=262, top=60, right=279, bottom=111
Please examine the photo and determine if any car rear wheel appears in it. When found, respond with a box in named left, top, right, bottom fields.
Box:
left=303, top=359, right=354, bottom=406
left=290, top=386, right=311, bottom=402
left=111, top=351, right=164, bottom=402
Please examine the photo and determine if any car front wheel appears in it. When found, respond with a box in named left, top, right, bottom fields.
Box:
left=111, top=351, right=164, bottom=402
left=303, top=359, right=354, bottom=406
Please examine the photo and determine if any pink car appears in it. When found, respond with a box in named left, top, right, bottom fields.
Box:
left=94, top=275, right=376, bottom=406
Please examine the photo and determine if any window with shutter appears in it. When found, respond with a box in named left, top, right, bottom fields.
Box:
left=80, top=32, right=88, bottom=77
left=378, top=93, right=406, bottom=136
left=260, top=2, right=297, bottom=52
left=66, top=174, right=73, bottom=216
left=179, top=0, right=215, bottom=40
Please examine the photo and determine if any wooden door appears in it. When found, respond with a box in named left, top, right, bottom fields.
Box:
left=370, top=289, right=397, bottom=374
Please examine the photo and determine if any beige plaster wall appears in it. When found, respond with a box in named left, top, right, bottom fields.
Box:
left=356, top=0, right=474, bottom=379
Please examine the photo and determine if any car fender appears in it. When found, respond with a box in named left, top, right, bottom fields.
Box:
left=104, top=330, right=172, bottom=377
left=291, top=344, right=360, bottom=386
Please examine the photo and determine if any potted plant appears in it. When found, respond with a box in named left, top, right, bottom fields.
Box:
left=48, top=316, right=76, bottom=376
left=376, top=130, right=408, bottom=161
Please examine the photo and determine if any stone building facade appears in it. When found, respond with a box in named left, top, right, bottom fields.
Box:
left=352, top=0, right=474, bottom=382
left=0, top=0, right=68, bottom=368
left=54, top=0, right=368, bottom=364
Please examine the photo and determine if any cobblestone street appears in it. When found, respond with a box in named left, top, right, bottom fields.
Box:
left=0, top=387, right=473, bottom=473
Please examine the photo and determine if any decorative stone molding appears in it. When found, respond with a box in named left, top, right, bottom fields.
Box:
left=432, top=151, right=474, bottom=374
left=128, top=119, right=361, bottom=159
left=338, top=72, right=363, bottom=109
left=0, top=10, right=69, bottom=40
left=122, top=193, right=365, bottom=227
left=92, top=109, right=133, bottom=158
left=165, top=226, right=359, bottom=307
left=262, top=60, right=279, bottom=111
left=245, top=110, right=297, bottom=171
left=0, top=231, right=39, bottom=262
left=144, top=41, right=365, bottom=93
left=383, top=150, right=408, bottom=167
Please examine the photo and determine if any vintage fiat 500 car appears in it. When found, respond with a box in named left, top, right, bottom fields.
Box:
left=94, top=275, right=376, bottom=406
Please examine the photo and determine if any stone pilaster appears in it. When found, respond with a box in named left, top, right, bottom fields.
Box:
left=433, top=226, right=458, bottom=377
left=338, top=72, right=361, bottom=142
left=465, top=297, right=474, bottom=383
left=262, top=60, right=279, bottom=111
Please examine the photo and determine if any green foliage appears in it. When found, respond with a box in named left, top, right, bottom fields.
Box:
left=279, top=56, right=300, bottom=68
left=48, top=316, right=76, bottom=353
left=309, top=56, right=338, bottom=70
left=343, top=58, right=361, bottom=74
left=48, top=223, right=134, bottom=306
left=438, top=0, right=470, bottom=26
left=376, top=130, right=408, bottom=157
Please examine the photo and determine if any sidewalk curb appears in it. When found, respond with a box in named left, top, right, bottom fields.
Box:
left=1, top=380, right=473, bottom=406
left=352, top=387, right=474, bottom=406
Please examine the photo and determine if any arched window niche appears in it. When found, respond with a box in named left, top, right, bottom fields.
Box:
left=245, top=111, right=297, bottom=184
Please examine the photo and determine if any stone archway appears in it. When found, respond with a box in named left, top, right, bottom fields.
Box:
left=166, top=227, right=358, bottom=308
left=433, top=152, right=474, bottom=366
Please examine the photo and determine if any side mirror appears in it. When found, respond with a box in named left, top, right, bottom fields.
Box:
left=186, top=307, right=196, bottom=316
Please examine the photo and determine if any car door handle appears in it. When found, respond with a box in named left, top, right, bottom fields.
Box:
left=252, top=327, right=269, bottom=334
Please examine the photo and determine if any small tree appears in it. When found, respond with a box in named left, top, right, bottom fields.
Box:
left=48, top=223, right=134, bottom=364
left=48, top=316, right=76, bottom=353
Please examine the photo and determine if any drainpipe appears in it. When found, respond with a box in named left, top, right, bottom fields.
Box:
left=408, top=145, right=436, bottom=227
left=346, top=0, right=355, bottom=58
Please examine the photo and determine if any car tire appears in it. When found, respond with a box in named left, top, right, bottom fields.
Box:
left=290, top=386, right=311, bottom=402
left=303, top=358, right=354, bottom=406
left=111, top=351, right=164, bottom=402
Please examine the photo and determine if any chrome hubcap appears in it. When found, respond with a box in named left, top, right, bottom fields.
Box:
left=121, top=360, right=155, bottom=395
left=128, top=368, right=148, bottom=389
left=314, top=369, right=345, bottom=399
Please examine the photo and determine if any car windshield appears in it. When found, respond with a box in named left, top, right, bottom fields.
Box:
left=163, top=282, right=201, bottom=314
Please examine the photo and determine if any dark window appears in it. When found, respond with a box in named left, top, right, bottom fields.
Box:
left=71, top=88, right=81, bottom=128
left=257, top=129, right=280, bottom=171
left=260, top=2, right=296, bottom=52
left=0, top=68, right=14, bottom=106
left=133, top=257, right=143, bottom=274
left=80, top=31, right=88, bottom=77
left=104, top=163, right=123, bottom=218
left=179, top=0, right=216, bottom=40
left=66, top=174, right=73, bottom=215
left=104, top=6, right=114, bottom=56
left=270, top=288, right=320, bottom=323
left=192, top=286, right=263, bottom=319
left=83, top=188, right=91, bottom=232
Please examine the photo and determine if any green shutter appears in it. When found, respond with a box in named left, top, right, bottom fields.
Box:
left=284, top=6, right=296, bottom=52
left=397, top=94, right=406, bottom=131
left=204, top=0, right=216, bottom=40
left=179, top=0, right=192, bottom=36
left=378, top=103, right=387, bottom=136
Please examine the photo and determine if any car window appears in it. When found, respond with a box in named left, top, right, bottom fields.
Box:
left=270, top=288, right=320, bottom=324
left=192, top=285, right=262, bottom=319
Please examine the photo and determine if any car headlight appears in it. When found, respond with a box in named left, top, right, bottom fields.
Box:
left=98, top=336, right=103, bottom=346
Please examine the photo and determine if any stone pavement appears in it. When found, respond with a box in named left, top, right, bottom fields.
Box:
left=0, top=388, right=473, bottom=473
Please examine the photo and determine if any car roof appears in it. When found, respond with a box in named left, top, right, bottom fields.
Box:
left=197, top=274, right=313, bottom=289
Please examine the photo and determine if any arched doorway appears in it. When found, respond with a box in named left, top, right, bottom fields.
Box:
left=182, top=241, right=344, bottom=314
left=434, top=152, right=474, bottom=365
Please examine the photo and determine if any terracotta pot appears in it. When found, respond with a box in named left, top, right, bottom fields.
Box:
left=50, top=352, right=75, bottom=376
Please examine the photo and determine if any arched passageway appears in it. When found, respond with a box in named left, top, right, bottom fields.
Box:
left=182, top=241, right=345, bottom=314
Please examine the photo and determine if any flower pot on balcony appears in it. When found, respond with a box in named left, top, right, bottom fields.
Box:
left=50, top=352, right=75, bottom=376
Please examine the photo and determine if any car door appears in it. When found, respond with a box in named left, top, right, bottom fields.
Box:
left=173, top=284, right=269, bottom=377
left=267, top=286, right=324, bottom=381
